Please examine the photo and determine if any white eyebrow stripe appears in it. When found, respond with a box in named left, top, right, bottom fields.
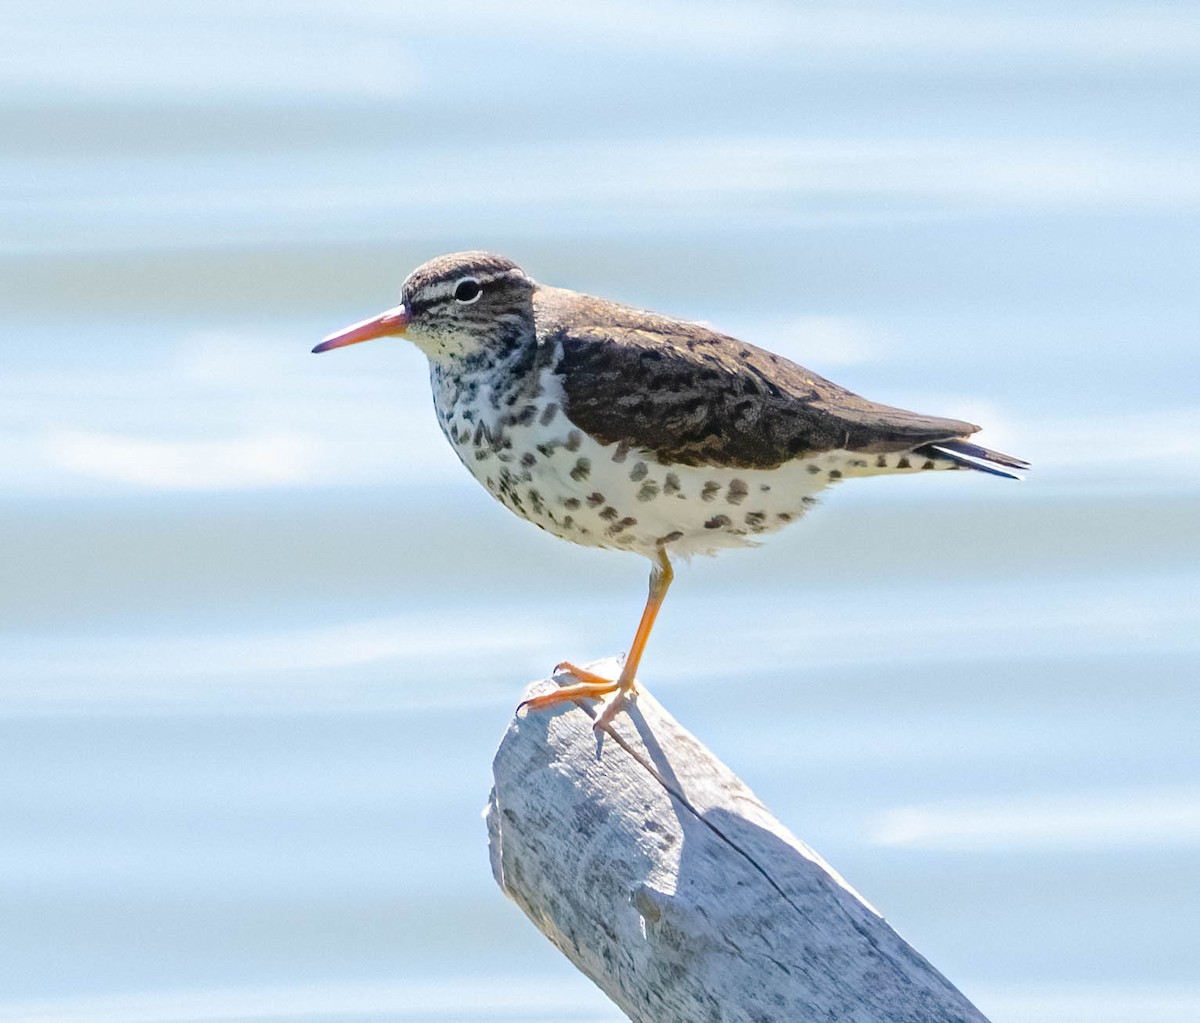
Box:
left=417, top=280, right=459, bottom=303
left=408, top=268, right=527, bottom=304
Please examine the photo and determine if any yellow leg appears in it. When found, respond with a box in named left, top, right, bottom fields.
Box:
left=519, top=547, right=674, bottom=728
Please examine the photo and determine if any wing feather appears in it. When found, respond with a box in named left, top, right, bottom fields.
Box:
left=536, top=287, right=979, bottom=470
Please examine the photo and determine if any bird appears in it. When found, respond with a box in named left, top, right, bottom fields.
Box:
left=313, top=251, right=1027, bottom=729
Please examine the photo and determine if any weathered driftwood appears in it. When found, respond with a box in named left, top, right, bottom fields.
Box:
left=486, top=660, right=990, bottom=1023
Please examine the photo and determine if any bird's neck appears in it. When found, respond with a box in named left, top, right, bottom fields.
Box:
left=428, top=334, right=543, bottom=421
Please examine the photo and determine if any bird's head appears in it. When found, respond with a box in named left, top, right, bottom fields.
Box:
left=313, top=251, right=537, bottom=366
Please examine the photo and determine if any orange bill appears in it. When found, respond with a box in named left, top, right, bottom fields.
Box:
left=312, top=304, right=410, bottom=353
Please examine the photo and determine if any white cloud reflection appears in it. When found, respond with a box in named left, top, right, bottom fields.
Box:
left=7, top=614, right=553, bottom=681
left=8, top=327, right=452, bottom=493
left=873, top=788, right=1200, bottom=851
left=8, top=138, right=1200, bottom=257
left=5, top=2, right=1198, bottom=106
left=45, top=428, right=315, bottom=490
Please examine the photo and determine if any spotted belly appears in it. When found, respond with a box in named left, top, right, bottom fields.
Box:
left=440, top=419, right=946, bottom=559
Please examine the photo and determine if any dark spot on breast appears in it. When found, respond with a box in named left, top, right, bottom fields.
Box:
left=629, top=462, right=648, bottom=482
left=745, top=511, right=766, bottom=526
left=561, top=497, right=581, bottom=510
left=726, top=479, right=748, bottom=504
left=563, top=515, right=575, bottom=529
left=701, top=481, right=721, bottom=502
left=663, top=473, right=681, bottom=495
left=536, top=442, right=557, bottom=457
left=599, top=506, right=619, bottom=521
left=637, top=481, right=660, bottom=502
left=586, top=492, right=605, bottom=507
left=565, top=431, right=582, bottom=452
left=777, top=512, right=793, bottom=522
left=922, top=459, right=936, bottom=470
left=521, top=452, right=536, bottom=468
left=511, top=404, right=538, bottom=426
left=539, top=402, right=559, bottom=426
left=897, top=456, right=912, bottom=469
left=759, top=484, right=771, bottom=492
left=876, top=454, right=888, bottom=468
left=806, top=464, right=821, bottom=475
left=570, top=457, right=591, bottom=481
left=611, top=441, right=631, bottom=463
left=474, top=449, right=491, bottom=461
left=828, top=469, right=842, bottom=479
left=801, top=496, right=817, bottom=507
left=704, top=514, right=732, bottom=529
left=657, top=530, right=684, bottom=544
left=849, top=458, right=867, bottom=468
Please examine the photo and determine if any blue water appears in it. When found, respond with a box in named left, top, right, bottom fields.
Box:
left=3, top=3, right=1199, bottom=1021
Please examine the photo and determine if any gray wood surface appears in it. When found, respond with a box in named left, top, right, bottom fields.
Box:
left=486, top=661, right=991, bottom=1023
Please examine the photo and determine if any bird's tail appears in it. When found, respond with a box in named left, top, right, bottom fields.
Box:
left=916, top=439, right=1030, bottom=480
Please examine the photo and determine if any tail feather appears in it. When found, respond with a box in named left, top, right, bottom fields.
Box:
left=917, top=439, right=1030, bottom=480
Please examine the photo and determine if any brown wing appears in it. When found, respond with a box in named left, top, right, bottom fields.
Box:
left=535, top=287, right=979, bottom=470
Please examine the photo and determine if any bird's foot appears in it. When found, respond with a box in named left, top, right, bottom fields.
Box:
left=591, top=680, right=635, bottom=732
left=557, top=660, right=638, bottom=731
left=516, top=661, right=636, bottom=730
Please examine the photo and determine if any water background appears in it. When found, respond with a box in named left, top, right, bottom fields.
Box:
left=2, top=2, right=1199, bottom=1020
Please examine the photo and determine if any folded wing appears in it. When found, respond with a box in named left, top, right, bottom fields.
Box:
left=540, top=288, right=994, bottom=472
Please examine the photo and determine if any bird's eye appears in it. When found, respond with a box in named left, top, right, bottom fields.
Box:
left=454, top=277, right=482, bottom=304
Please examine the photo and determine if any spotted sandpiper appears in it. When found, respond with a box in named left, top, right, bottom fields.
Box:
left=314, top=252, right=1027, bottom=729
